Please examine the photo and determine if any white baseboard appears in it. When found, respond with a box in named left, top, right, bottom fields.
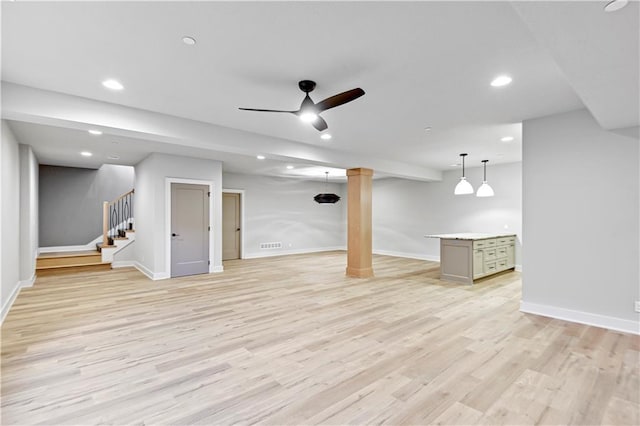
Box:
left=154, top=272, right=170, bottom=280
left=242, top=246, right=346, bottom=259
left=211, top=265, right=224, bottom=273
left=133, top=262, right=155, bottom=280
left=1, top=273, right=36, bottom=325
left=20, top=273, right=36, bottom=288
left=520, top=301, right=640, bottom=335
left=111, top=260, right=136, bottom=269
left=134, top=262, right=169, bottom=280
left=372, top=249, right=440, bottom=262
left=515, top=264, right=522, bottom=272
left=132, top=262, right=214, bottom=280
left=39, top=244, right=94, bottom=253
left=1, top=284, right=21, bottom=324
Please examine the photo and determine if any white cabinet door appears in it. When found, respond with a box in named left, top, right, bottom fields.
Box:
left=473, top=249, right=484, bottom=278
left=507, top=243, right=515, bottom=268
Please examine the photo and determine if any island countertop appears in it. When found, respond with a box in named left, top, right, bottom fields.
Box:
left=424, top=232, right=516, bottom=240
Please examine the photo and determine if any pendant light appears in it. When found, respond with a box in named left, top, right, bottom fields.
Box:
left=454, top=153, right=474, bottom=195
left=314, top=171, right=341, bottom=204
left=476, top=160, right=495, bottom=197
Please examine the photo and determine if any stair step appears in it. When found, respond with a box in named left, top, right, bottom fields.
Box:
left=36, top=261, right=110, bottom=270
left=37, top=263, right=112, bottom=276
left=37, top=250, right=105, bottom=270
left=96, top=243, right=116, bottom=253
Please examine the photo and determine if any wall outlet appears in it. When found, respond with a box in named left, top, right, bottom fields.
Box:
left=635, top=301, right=640, bottom=313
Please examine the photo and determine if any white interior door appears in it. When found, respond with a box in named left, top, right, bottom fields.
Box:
left=171, top=183, right=209, bottom=277
left=222, top=192, right=241, bottom=260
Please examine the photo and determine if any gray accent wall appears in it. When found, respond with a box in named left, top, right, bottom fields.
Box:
left=222, top=172, right=346, bottom=259
left=371, top=162, right=522, bottom=266
left=39, top=164, right=134, bottom=247
left=522, top=108, right=639, bottom=330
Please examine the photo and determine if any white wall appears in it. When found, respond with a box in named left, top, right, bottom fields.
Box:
left=522, top=109, right=639, bottom=334
left=134, top=153, right=222, bottom=279
left=222, top=173, right=346, bottom=258
left=19, top=144, right=38, bottom=282
left=372, top=162, right=522, bottom=266
left=1, top=121, right=22, bottom=321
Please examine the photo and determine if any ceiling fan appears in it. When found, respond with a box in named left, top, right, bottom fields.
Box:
left=239, top=80, right=365, bottom=131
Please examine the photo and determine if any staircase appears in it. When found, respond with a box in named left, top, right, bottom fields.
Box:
left=36, top=189, right=135, bottom=275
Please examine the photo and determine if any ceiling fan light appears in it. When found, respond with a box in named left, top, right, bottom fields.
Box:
left=299, top=111, right=318, bottom=123
left=476, top=181, right=495, bottom=197
left=454, top=177, right=474, bottom=195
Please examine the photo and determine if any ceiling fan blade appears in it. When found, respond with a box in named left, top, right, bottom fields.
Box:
left=238, top=107, right=296, bottom=113
left=315, top=88, right=365, bottom=112
left=312, top=116, right=328, bottom=131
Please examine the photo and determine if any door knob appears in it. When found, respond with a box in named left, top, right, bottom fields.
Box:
left=236, top=228, right=240, bottom=231
left=172, top=233, right=179, bottom=237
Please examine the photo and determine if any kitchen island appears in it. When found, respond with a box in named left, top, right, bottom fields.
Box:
left=426, top=233, right=516, bottom=284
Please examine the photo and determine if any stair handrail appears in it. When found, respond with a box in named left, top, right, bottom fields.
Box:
left=102, top=189, right=135, bottom=247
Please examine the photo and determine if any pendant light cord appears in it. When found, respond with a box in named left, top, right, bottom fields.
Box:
left=460, top=153, right=468, bottom=178
left=462, top=155, right=465, bottom=177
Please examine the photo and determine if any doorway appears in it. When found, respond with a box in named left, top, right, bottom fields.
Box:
left=170, top=183, right=210, bottom=277
left=222, top=191, right=243, bottom=260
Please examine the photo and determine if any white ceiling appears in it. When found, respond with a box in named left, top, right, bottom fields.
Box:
left=1, top=1, right=637, bottom=179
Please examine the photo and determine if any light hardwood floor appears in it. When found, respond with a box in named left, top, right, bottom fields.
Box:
left=1, top=252, right=638, bottom=425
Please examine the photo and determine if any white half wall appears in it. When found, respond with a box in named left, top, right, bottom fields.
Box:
left=522, top=109, right=639, bottom=334
left=134, top=153, right=222, bottom=278
left=222, top=173, right=346, bottom=258
left=372, top=162, right=522, bottom=265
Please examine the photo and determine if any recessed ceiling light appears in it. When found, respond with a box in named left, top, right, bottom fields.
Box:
left=88, top=130, right=102, bottom=135
left=107, top=155, right=120, bottom=160
left=80, top=151, right=93, bottom=157
left=182, top=36, right=197, bottom=45
left=500, top=136, right=514, bottom=142
left=256, top=155, right=265, bottom=160
left=286, top=165, right=294, bottom=170
left=490, top=75, right=512, bottom=87
left=102, top=79, right=124, bottom=91
left=604, top=0, right=628, bottom=12
left=320, top=133, right=332, bottom=140
left=424, top=127, right=432, bottom=132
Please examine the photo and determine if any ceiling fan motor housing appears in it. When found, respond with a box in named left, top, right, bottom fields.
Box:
left=298, top=80, right=316, bottom=93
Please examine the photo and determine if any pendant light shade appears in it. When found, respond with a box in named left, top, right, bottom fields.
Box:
left=454, top=153, right=474, bottom=195
left=476, top=160, right=495, bottom=197
left=314, top=171, right=341, bottom=204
